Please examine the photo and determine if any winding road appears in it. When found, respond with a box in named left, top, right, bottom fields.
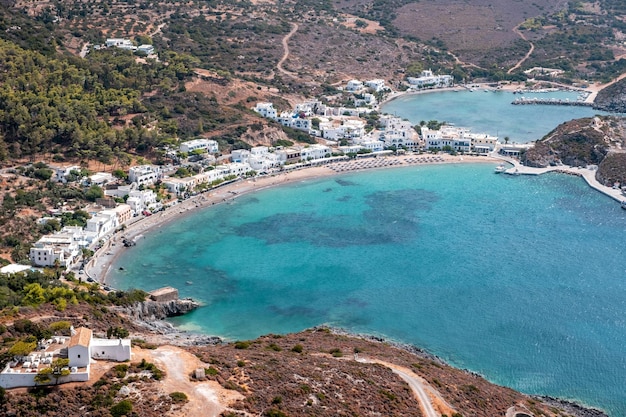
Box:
left=508, top=25, right=535, bottom=74
left=355, top=356, right=455, bottom=417
left=276, top=22, right=299, bottom=77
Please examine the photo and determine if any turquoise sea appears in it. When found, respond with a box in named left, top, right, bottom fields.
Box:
left=108, top=92, right=626, bottom=415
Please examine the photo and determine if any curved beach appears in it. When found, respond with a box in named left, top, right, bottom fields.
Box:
left=87, top=153, right=498, bottom=285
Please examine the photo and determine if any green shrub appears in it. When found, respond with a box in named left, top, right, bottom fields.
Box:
left=329, top=348, right=342, bottom=357
left=206, top=366, right=219, bottom=376
left=110, top=399, right=133, bottom=417
left=236, top=360, right=246, bottom=367
left=113, top=364, right=128, bottom=378
left=169, top=391, right=188, bottom=403
left=265, top=409, right=288, bottom=417
left=291, top=344, right=303, bottom=353
left=234, top=341, right=250, bottom=349
left=267, top=343, right=282, bottom=352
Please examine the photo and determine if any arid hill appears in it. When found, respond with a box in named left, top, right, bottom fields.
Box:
left=521, top=116, right=626, bottom=186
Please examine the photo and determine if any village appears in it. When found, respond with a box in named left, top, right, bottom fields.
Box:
left=14, top=70, right=530, bottom=281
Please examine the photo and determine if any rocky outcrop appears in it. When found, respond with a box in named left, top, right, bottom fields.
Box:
left=522, top=117, right=609, bottom=168
left=593, top=78, right=626, bottom=113
left=122, top=298, right=200, bottom=321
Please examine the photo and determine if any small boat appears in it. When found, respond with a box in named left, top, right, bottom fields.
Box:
left=494, top=164, right=506, bottom=173
left=186, top=280, right=193, bottom=285
left=621, top=201, right=626, bottom=210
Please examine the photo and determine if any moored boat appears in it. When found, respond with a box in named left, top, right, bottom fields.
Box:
left=621, top=201, right=626, bottom=210
left=494, top=164, right=506, bottom=173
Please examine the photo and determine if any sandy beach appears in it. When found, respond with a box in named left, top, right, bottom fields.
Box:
left=86, top=153, right=499, bottom=286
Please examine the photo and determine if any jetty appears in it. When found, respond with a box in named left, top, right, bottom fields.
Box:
left=511, top=97, right=593, bottom=107
left=499, top=160, right=625, bottom=204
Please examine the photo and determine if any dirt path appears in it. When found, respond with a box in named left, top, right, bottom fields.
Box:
left=508, top=26, right=534, bottom=74
left=137, top=346, right=245, bottom=417
left=355, top=356, right=457, bottom=417
left=276, top=22, right=299, bottom=77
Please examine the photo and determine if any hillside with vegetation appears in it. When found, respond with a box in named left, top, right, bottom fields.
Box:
left=0, top=0, right=623, bottom=415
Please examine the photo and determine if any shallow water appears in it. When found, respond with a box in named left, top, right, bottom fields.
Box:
left=109, top=164, right=626, bottom=416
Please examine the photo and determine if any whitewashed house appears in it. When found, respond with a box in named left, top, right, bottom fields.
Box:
left=301, top=144, right=331, bottom=161
left=137, top=44, right=155, bottom=55
left=365, top=79, right=387, bottom=92
left=53, top=165, right=81, bottom=183
left=231, top=149, right=251, bottom=163
left=180, top=138, right=219, bottom=154
left=129, top=165, right=162, bottom=186
left=88, top=172, right=114, bottom=187
left=85, top=211, right=118, bottom=238
left=346, top=80, right=364, bottom=92
left=126, top=190, right=158, bottom=215
left=407, top=70, right=454, bottom=89
left=253, top=102, right=278, bottom=119
left=29, top=229, right=83, bottom=269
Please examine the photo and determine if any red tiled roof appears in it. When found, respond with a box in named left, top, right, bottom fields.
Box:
left=68, top=327, right=92, bottom=347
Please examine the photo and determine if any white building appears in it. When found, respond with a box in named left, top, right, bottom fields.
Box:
left=29, top=230, right=81, bottom=269
left=346, top=80, right=364, bottom=92
left=320, top=119, right=366, bottom=141
left=85, top=211, right=118, bottom=238
left=53, top=165, right=81, bottom=183
left=354, top=93, right=377, bottom=107
left=365, top=79, right=386, bottom=92
left=105, top=38, right=135, bottom=51
left=231, top=149, right=251, bottom=163
left=301, top=144, right=331, bottom=161
left=407, top=70, right=454, bottom=89
left=0, top=327, right=132, bottom=389
left=88, top=172, right=114, bottom=187
left=358, top=140, right=385, bottom=152
left=278, top=113, right=313, bottom=132
left=253, top=102, right=278, bottom=119
left=126, top=190, right=158, bottom=215
left=129, top=165, right=162, bottom=186
left=248, top=153, right=281, bottom=172
left=422, top=126, right=474, bottom=152
left=180, top=138, right=219, bottom=154
left=137, top=44, right=155, bottom=55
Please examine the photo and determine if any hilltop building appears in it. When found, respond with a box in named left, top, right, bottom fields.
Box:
left=0, top=327, right=131, bottom=389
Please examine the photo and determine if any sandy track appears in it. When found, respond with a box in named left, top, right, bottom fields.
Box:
left=137, top=346, right=244, bottom=417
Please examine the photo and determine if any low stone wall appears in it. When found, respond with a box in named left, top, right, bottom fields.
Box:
left=0, top=365, right=90, bottom=389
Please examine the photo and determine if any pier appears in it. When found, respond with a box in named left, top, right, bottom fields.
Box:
left=498, top=160, right=625, bottom=204
left=511, top=97, right=593, bottom=107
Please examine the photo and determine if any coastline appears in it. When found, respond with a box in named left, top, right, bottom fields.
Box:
left=85, top=153, right=620, bottom=417
left=86, top=153, right=497, bottom=285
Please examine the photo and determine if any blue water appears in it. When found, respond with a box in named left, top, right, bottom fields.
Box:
left=381, top=90, right=606, bottom=143
left=109, top=164, right=626, bottom=416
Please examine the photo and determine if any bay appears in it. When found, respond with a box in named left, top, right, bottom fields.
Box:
left=108, top=163, right=626, bottom=416
left=381, top=90, right=606, bottom=143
